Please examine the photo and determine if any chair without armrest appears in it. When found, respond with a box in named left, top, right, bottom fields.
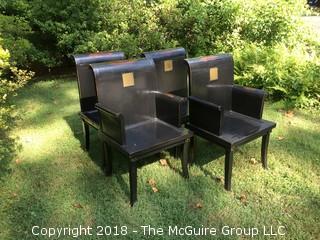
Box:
left=142, top=47, right=188, bottom=127
left=186, top=54, right=276, bottom=191
left=91, top=59, right=193, bottom=206
left=72, top=51, right=125, bottom=150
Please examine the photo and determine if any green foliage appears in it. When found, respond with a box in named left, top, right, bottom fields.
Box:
left=0, top=40, right=33, bottom=176
left=157, top=0, right=239, bottom=55
left=75, top=0, right=175, bottom=57
left=234, top=43, right=320, bottom=108
left=0, top=0, right=319, bottom=108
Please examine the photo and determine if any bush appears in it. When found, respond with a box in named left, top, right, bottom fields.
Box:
left=75, top=0, right=175, bottom=57
left=0, top=39, right=34, bottom=176
left=234, top=43, right=320, bottom=108
left=0, top=0, right=319, bottom=108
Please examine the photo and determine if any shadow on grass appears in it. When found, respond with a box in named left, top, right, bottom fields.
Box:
left=64, top=113, right=180, bottom=202
left=0, top=135, right=20, bottom=180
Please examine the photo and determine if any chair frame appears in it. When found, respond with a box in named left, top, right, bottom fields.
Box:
left=185, top=54, right=276, bottom=190
left=91, top=59, right=193, bottom=206
left=72, top=51, right=126, bottom=150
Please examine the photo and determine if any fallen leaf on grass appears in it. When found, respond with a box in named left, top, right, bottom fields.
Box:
left=9, top=192, right=18, bottom=199
left=159, top=159, right=168, bottom=166
left=72, top=203, right=83, bottom=209
left=284, top=111, right=294, bottom=118
left=190, top=201, right=203, bottom=209
left=195, top=203, right=203, bottom=209
left=147, top=179, right=156, bottom=187
left=214, top=176, right=224, bottom=183
left=147, top=179, right=159, bottom=193
left=249, top=157, right=257, bottom=165
left=239, top=194, right=248, bottom=205
left=151, top=187, right=159, bottom=193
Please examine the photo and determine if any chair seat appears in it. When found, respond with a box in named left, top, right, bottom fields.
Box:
left=80, top=110, right=100, bottom=128
left=220, top=111, right=275, bottom=146
left=123, top=119, right=192, bottom=157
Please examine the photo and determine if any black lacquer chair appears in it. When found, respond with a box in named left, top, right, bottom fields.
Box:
left=90, top=59, right=193, bottom=206
left=185, top=54, right=276, bottom=191
left=142, top=48, right=188, bottom=127
left=72, top=51, right=125, bottom=150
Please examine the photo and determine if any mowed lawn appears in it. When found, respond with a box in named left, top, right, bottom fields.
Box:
left=0, top=76, right=319, bottom=240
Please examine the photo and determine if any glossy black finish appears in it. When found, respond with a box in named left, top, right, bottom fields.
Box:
left=91, top=59, right=193, bottom=206
left=155, top=92, right=187, bottom=127
left=72, top=51, right=126, bottom=150
left=142, top=48, right=188, bottom=127
left=186, top=54, right=276, bottom=191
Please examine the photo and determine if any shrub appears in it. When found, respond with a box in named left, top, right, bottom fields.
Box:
left=234, top=43, right=320, bottom=108
left=0, top=39, right=34, bottom=176
left=0, top=0, right=319, bottom=108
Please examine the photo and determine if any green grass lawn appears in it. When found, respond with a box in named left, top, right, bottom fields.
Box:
left=0, top=76, right=319, bottom=240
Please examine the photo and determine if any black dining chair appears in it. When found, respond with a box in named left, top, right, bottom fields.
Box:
left=142, top=48, right=188, bottom=127
left=72, top=51, right=125, bottom=150
left=185, top=54, right=276, bottom=191
left=90, top=58, right=193, bottom=206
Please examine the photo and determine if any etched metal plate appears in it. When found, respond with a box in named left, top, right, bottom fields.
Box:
left=164, top=60, right=173, bottom=72
left=122, top=72, right=135, bottom=87
left=210, top=67, right=218, bottom=81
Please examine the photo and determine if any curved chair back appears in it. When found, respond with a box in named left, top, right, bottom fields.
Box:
left=142, top=48, right=188, bottom=97
left=185, top=54, right=234, bottom=110
left=91, top=59, right=157, bottom=126
left=73, top=51, right=125, bottom=112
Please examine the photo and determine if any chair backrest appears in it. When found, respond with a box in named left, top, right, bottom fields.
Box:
left=73, top=51, right=125, bottom=112
left=142, top=47, right=188, bottom=97
left=91, top=59, right=157, bottom=127
left=185, top=54, right=234, bottom=110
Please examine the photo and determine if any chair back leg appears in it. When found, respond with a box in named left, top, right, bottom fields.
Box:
left=261, top=133, right=270, bottom=169
left=182, top=139, right=190, bottom=178
left=224, top=149, right=234, bottom=191
left=82, top=121, right=90, bottom=151
left=102, top=142, right=112, bottom=176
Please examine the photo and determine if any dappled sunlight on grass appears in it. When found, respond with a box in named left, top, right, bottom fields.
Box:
left=0, top=77, right=319, bottom=240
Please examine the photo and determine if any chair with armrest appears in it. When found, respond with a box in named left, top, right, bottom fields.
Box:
left=142, top=47, right=188, bottom=127
left=185, top=54, right=276, bottom=191
left=90, top=58, right=193, bottom=206
left=72, top=51, right=126, bottom=150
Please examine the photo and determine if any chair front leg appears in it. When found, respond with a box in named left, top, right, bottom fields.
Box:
left=261, top=132, right=270, bottom=169
left=181, top=139, right=190, bottom=178
left=224, top=148, right=234, bottom=191
left=102, top=142, right=112, bottom=176
left=129, top=160, right=137, bottom=206
left=82, top=120, right=90, bottom=151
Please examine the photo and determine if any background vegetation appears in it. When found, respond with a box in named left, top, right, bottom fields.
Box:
left=0, top=0, right=319, bottom=108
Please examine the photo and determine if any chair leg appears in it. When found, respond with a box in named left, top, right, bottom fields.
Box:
left=181, top=139, right=190, bottom=178
left=261, top=132, right=270, bottom=169
left=189, top=136, right=195, bottom=165
left=224, top=148, right=233, bottom=191
left=82, top=121, right=90, bottom=151
left=102, top=142, right=112, bottom=176
left=129, top=161, right=137, bottom=207
left=174, top=146, right=181, bottom=159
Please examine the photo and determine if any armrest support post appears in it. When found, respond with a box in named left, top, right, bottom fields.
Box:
left=155, top=92, right=187, bottom=127
left=232, top=85, right=266, bottom=119
left=188, top=96, right=223, bottom=135
left=95, top=103, right=126, bottom=145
